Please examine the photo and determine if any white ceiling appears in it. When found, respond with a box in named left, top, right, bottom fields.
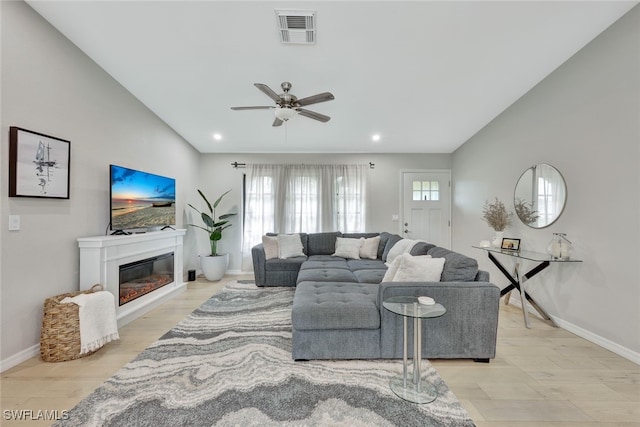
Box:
left=26, top=1, right=637, bottom=154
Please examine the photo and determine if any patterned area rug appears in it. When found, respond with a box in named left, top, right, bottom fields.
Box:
left=54, top=282, right=475, bottom=426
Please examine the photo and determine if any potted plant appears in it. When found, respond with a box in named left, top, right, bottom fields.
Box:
left=188, top=189, right=237, bottom=281
left=481, top=197, right=512, bottom=247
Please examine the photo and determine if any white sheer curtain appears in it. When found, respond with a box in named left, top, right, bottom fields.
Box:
left=535, top=163, right=566, bottom=225
left=241, top=164, right=367, bottom=270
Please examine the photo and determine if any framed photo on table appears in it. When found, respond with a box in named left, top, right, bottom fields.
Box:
left=9, top=127, right=70, bottom=199
left=501, top=238, right=521, bottom=251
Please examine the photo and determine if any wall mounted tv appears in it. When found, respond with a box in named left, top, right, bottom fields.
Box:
left=110, top=164, right=176, bottom=233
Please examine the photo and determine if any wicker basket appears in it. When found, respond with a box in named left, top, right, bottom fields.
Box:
left=40, top=284, right=103, bottom=362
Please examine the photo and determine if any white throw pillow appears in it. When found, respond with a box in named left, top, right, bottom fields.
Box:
left=393, top=255, right=445, bottom=282
left=385, top=239, right=419, bottom=264
left=333, top=237, right=363, bottom=259
left=262, top=235, right=279, bottom=260
left=359, top=236, right=381, bottom=260
left=277, top=234, right=305, bottom=258
left=381, top=253, right=405, bottom=282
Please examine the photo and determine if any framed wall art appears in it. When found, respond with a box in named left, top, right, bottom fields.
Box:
left=9, top=127, right=70, bottom=199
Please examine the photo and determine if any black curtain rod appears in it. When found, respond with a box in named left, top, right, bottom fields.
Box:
left=232, top=161, right=375, bottom=169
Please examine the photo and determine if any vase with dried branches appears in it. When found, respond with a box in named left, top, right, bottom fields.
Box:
left=482, top=198, right=512, bottom=247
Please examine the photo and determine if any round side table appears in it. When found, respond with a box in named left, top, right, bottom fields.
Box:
left=383, top=296, right=446, bottom=404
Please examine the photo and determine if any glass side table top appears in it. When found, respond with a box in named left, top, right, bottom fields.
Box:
left=383, top=296, right=446, bottom=318
left=472, top=246, right=582, bottom=263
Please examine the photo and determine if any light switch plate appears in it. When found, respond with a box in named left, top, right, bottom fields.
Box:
left=9, top=215, right=20, bottom=231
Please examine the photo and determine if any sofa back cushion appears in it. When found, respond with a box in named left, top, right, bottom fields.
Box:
left=410, top=241, right=436, bottom=256
left=307, top=231, right=342, bottom=256
left=380, top=232, right=403, bottom=262
left=427, top=247, right=479, bottom=282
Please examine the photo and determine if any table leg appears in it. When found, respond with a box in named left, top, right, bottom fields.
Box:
left=402, top=315, right=408, bottom=388
left=414, top=314, right=422, bottom=393
left=515, top=262, right=531, bottom=328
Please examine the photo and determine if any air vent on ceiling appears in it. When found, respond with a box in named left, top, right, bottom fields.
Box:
left=275, top=10, right=316, bottom=45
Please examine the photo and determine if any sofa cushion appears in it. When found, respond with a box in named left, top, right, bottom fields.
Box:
left=265, top=256, right=307, bottom=272
left=277, top=234, right=305, bottom=258
left=307, top=232, right=342, bottom=256
left=296, top=268, right=357, bottom=284
left=300, top=259, right=350, bottom=270
left=427, top=247, right=479, bottom=282
left=381, top=233, right=403, bottom=262
left=410, top=241, right=436, bottom=256
left=393, top=255, right=445, bottom=282
left=347, top=259, right=387, bottom=271
left=293, top=282, right=380, bottom=330
left=353, top=269, right=386, bottom=284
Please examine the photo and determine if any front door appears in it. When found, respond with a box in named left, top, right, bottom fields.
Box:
left=401, top=170, right=451, bottom=248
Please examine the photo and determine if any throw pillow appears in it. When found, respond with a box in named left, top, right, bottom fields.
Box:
left=333, top=237, right=363, bottom=259
left=381, top=253, right=405, bottom=282
left=359, top=236, right=381, bottom=260
left=385, top=239, right=419, bottom=264
left=277, top=234, right=305, bottom=258
left=262, top=235, right=279, bottom=260
left=393, top=255, right=445, bottom=282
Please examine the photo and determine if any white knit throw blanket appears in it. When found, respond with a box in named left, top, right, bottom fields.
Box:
left=61, top=291, right=119, bottom=354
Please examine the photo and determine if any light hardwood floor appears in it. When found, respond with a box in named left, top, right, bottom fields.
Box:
left=1, top=275, right=638, bottom=426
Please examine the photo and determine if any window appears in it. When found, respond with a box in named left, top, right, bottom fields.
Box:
left=241, top=164, right=367, bottom=270
left=412, top=180, right=439, bottom=201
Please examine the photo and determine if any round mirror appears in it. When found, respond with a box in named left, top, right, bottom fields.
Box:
left=514, top=163, right=566, bottom=228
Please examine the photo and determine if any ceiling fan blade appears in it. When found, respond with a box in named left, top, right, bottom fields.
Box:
left=297, top=108, right=331, bottom=123
left=272, top=117, right=284, bottom=127
left=231, top=106, right=273, bottom=110
left=254, top=83, right=282, bottom=103
left=295, top=92, right=335, bottom=107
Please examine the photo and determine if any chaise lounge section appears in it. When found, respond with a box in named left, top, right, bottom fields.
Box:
left=251, top=231, right=501, bottom=362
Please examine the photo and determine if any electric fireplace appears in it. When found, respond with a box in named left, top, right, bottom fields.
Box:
left=119, top=252, right=174, bottom=306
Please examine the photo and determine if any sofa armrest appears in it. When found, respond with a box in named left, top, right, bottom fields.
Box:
left=251, top=243, right=267, bottom=286
left=476, top=270, right=490, bottom=282
left=378, top=281, right=501, bottom=359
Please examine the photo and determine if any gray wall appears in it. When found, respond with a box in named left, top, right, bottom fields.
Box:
left=451, top=6, right=639, bottom=360
left=0, top=1, right=201, bottom=367
left=195, top=153, right=452, bottom=272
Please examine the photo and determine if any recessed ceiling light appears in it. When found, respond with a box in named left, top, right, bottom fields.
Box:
left=372, top=134, right=381, bottom=142
left=212, top=133, right=222, bottom=141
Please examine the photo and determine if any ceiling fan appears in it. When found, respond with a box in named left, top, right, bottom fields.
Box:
left=231, top=82, right=334, bottom=127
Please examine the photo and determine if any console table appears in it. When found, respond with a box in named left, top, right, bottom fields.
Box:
left=473, top=246, right=582, bottom=328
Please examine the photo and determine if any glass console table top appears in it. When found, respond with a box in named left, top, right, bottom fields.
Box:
left=472, top=246, right=582, bottom=263
left=383, top=296, right=446, bottom=319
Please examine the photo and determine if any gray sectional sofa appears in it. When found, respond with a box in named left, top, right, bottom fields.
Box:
left=251, top=231, right=500, bottom=362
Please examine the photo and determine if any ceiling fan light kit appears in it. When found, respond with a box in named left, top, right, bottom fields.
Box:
left=274, top=106, right=297, bottom=121
left=231, top=81, right=334, bottom=127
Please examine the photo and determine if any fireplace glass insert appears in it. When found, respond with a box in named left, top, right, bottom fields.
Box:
left=119, top=252, right=174, bottom=306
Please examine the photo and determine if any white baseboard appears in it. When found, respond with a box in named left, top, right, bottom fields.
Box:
left=1, top=282, right=188, bottom=373
left=1, top=344, right=40, bottom=373
left=506, top=298, right=640, bottom=365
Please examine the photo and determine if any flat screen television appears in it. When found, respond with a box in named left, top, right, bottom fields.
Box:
left=110, top=164, right=176, bottom=233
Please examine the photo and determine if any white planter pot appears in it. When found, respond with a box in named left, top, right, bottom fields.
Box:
left=199, top=253, right=229, bottom=281
left=491, top=231, right=504, bottom=248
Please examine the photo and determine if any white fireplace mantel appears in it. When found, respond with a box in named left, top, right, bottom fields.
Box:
left=77, top=229, right=187, bottom=327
